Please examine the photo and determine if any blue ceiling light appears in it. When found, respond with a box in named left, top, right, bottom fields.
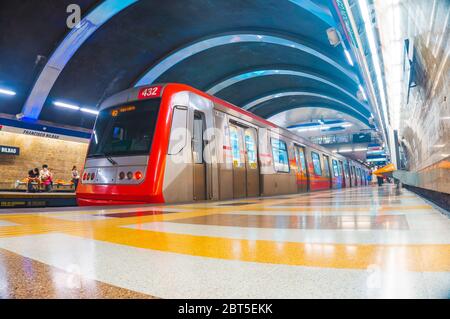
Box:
left=366, top=157, right=387, bottom=162
left=21, top=0, right=138, bottom=120
left=0, top=88, right=16, bottom=96
left=288, top=120, right=353, bottom=132
left=135, top=33, right=359, bottom=87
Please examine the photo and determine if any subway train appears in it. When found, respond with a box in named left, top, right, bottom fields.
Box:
left=76, top=83, right=370, bottom=206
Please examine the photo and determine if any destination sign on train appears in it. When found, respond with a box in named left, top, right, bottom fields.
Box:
left=111, top=105, right=136, bottom=116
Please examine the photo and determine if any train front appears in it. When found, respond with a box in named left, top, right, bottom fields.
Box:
left=76, top=85, right=170, bottom=206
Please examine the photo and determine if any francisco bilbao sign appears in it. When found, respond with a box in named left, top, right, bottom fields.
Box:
left=0, top=125, right=90, bottom=143
left=0, top=145, right=19, bottom=155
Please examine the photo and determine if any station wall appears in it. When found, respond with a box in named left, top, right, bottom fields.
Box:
left=398, top=0, right=449, bottom=195
left=0, top=131, right=88, bottom=190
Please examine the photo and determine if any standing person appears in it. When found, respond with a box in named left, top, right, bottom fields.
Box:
left=71, top=166, right=80, bottom=190
left=40, top=164, right=53, bottom=192
left=376, top=174, right=384, bottom=187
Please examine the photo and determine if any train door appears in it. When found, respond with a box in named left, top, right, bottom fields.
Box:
left=294, top=145, right=308, bottom=192
left=344, top=161, right=350, bottom=187
left=331, top=159, right=340, bottom=188
left=351, top=166, right=357, bottom=186
left=192, top=111, right=206, bottom=200
left=322, top=154, right=331, bottom=189
left=339, top=161, right=346, bottom=187
left=229, top=123, right=246, bottom=198
left=244, top=127, right=260, bottom=197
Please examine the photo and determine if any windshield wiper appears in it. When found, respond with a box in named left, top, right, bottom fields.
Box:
left=103, top=153, right=118, bottom=166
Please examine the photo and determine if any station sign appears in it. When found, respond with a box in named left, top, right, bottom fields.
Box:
left=0, top=124, right=90, bottom=143
left=137, top=85, right=162, bottom=100
left=0, top=145, right=19, bottom=155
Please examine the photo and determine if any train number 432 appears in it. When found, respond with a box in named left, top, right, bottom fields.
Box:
left=138, top=86, right=162, bottom=99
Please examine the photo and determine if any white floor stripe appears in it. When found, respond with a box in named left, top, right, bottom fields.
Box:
left=0, top=220, right=18, bottom=227
left=123, top=221, right=450, bottom=244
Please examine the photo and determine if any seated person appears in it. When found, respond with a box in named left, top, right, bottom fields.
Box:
left=27, top=169, right=38, bottom=193
left=40, top=164, right=53, bottom=192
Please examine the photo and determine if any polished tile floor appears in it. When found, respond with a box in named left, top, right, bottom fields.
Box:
left=0, top=184, right=448, bottom=298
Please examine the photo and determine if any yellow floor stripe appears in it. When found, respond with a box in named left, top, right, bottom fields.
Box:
left=64, top=226, right=450, bottom=272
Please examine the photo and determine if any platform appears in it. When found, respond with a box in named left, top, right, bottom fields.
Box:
left=0, top=192, right=76, bottom=208
left=0, top=184, right=448, bottom=298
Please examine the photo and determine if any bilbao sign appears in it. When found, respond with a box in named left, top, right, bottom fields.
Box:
left=0, top=145, right=20, bottom=155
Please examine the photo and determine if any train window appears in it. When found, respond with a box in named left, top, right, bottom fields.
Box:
left=338, top=161, right=343, bottom=176
left=192, top=111, right=205, bottom=164
left=271, top=138, right=289, bottom=172
left=244, top=128, right=258, bottom=169
left=295, top=146, right=307, bottom=172
left=332, top=159, right=339, bottom=177
left=322, top=155, right=330, bottom=177
left=229, top=125, right=242, bottom=167
left=311, top=152, right=322, bottom=176
left=87, top=99, right=160, bottom=157
left=168, top=106, right=187, bottom=155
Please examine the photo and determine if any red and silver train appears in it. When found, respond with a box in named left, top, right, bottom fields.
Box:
left=76, top=83, right=370, bottom=206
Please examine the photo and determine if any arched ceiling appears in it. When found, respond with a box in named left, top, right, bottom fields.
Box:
left=268, top=107, right=368, bottom=138
left=0, top=0, right=373, bottom=132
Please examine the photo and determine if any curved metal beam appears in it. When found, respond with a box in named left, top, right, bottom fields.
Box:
left=242, top=91, right=371, bottom=120
left=265, top=104, right=370, bottom=127
left=134, top=33, right=359, bottom=87
left=21, top=0, right=138, bottom=119
left=267, top=106, right=370, bottom=128
left=288, top=0, right=336, bottom=26
left=206, top=69, right=368, bottom=110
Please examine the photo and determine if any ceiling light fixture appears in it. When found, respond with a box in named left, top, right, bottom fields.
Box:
left=359, top=0, right=389, bottom=127
left=0, top=88, right=16, bottom=96
left=344, top=49, right=354, bottom=66
left=80, top=107, right=99, bottom=115
left=358, top=84, right=367, bottom=100
left=53, top=101, right=98, bottom=115
left=53, top=101, right=80, bottom=110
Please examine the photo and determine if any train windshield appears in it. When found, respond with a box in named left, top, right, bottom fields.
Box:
left=87, top=99, right=160, bottom=158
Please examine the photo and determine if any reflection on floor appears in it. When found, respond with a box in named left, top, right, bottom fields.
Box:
left=0, top=184, right=449, bottom=298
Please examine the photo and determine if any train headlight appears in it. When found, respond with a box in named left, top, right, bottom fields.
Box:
left=119, top=171, right=125, bottom=180
left=127, top=171, right=133, bottom=180
left=91, top=172, right=95, bottom=180
left=83, top=172, right=87, bottom=180
left=134, top=171, right=143, bottom=180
